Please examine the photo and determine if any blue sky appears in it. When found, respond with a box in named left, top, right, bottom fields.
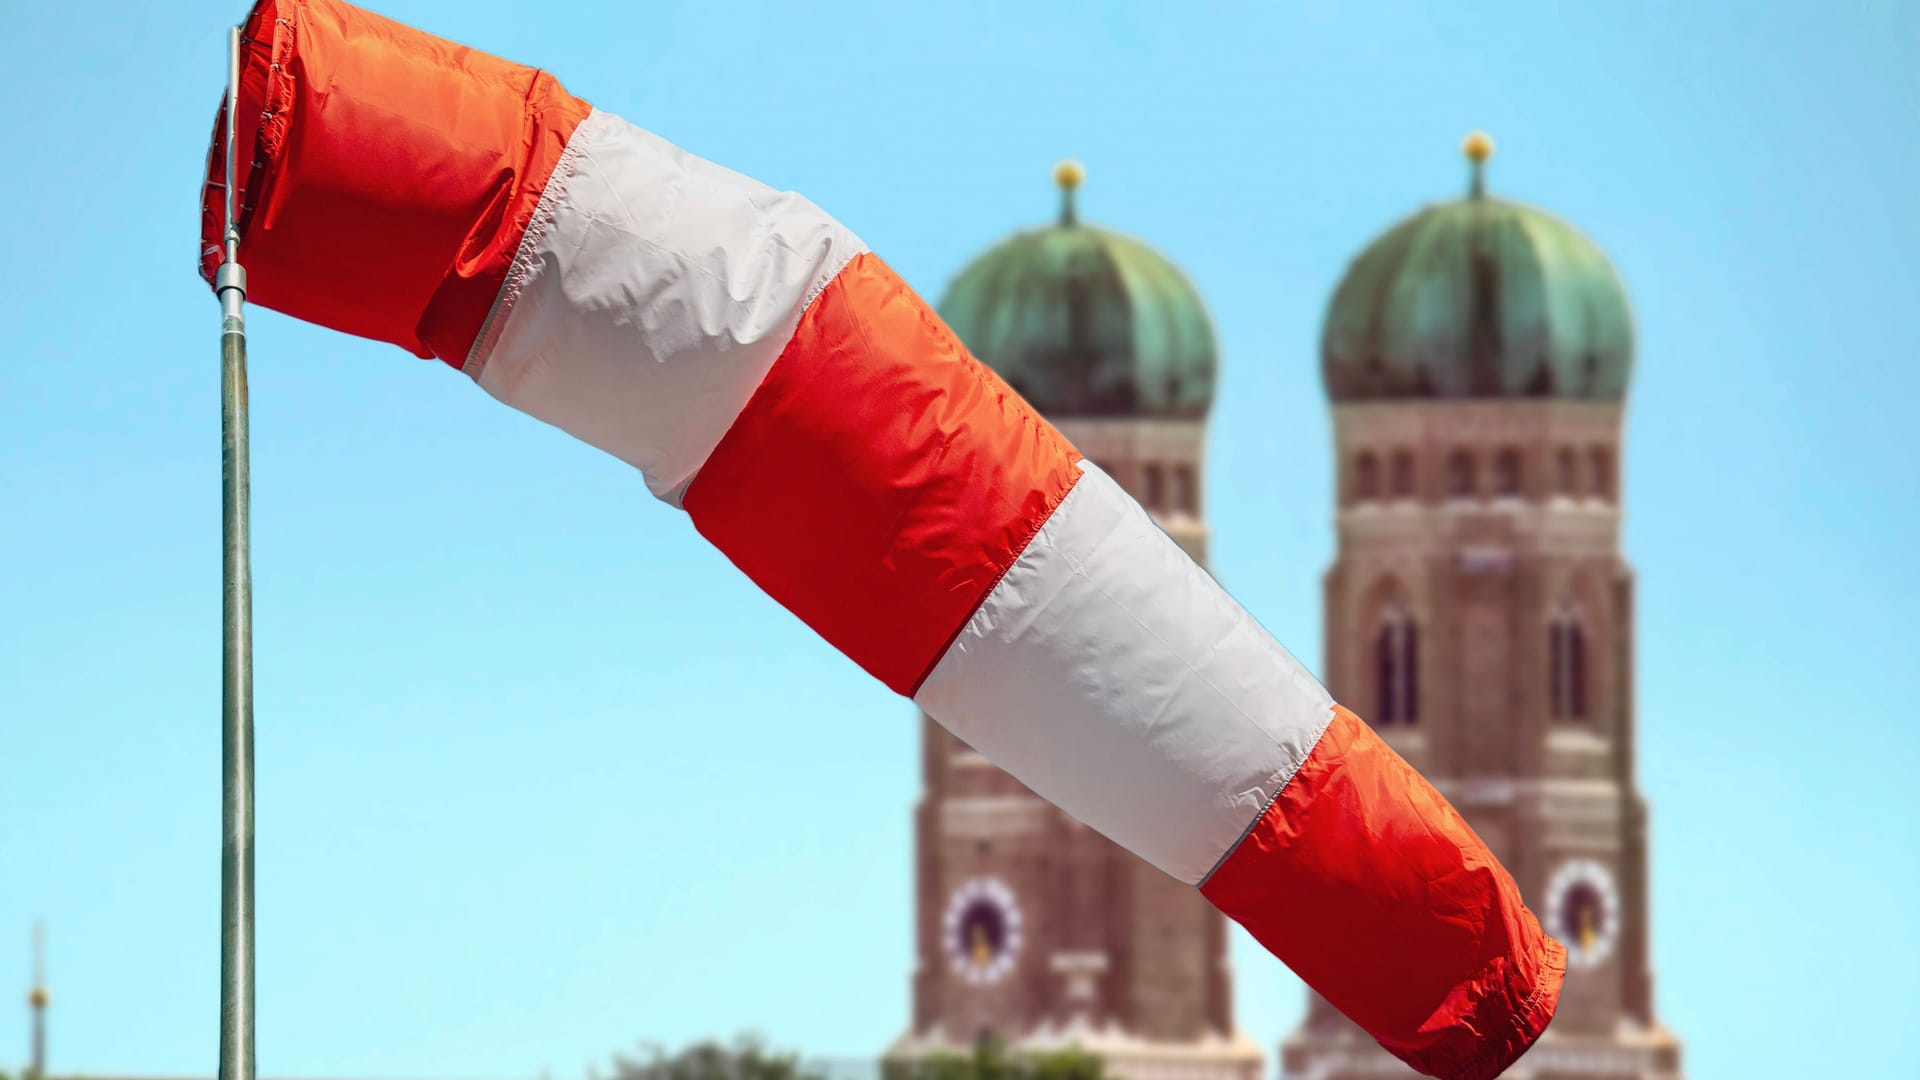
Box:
left=2, top=1, right=1916, bottom=1078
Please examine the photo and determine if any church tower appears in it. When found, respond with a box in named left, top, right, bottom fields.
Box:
left=1281, top=134, right=1684, bottom=1080
left=890, top=164, right=1262, bottom=1080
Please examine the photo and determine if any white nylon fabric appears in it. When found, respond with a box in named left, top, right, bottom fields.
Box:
left=915, top=464, right=1336, bottom=885
left=468, top=109, right=866, bottom=504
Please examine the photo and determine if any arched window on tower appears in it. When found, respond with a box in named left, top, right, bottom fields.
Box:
left=1354, top=451, right=1380, bottom=502
left=1374, top=602, right=1420, bottom=727
left=1556, top=448, right=1579, bottom=497
left=1446, top=450, right=1478, bottom=499
left=1171, top=464, right=1198, bottom=516
left=1142, top=463, right=1166, bottom=512
left=1549, top=605, right=1590, bottom=722
left=1389, top=450, right=1415, bottom=498
left=1494, top=447, right=1523, bottom=497
left=1589, top=446, right=1613, bottom=503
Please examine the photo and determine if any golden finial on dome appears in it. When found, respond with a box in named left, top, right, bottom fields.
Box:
left=1054, top=159, right=1085, bottom=226
left=1462, top=131, right=1494, bottom=198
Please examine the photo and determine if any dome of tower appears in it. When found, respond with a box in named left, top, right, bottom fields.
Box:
left=939, top=162, right=1217, bottom=419
left=1323, top=133, right=1634, bottom=402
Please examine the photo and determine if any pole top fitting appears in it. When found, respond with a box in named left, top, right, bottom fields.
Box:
left=215, top=262, right=248, bottom=297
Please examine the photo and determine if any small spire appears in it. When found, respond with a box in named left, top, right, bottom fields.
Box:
left=1054, top=159, right=1085, bottom=226
left=27, top=922, right=47, bottom=1080
left=1462, top=130, right=1494, bottom=198
left=28, top=920, right=46, bottom=1009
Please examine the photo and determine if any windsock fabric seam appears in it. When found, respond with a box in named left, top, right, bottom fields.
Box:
left=200, top=6, right=297, bottom=288
left=905, top=360, right=1084, bottom=701
left=1033, top=500, right=1321, bottom=874
left=463, top=104, right=594, bottom=382
left=654, top=240, right=869, bottom=510
left=800, top=249, right=867, bottom=317
left=902, top=455, right=1088, bottom=700
left=238, top=12, right=297, bottom=243
left=1449, top=941, right=1567, bottom=1080
left=1196, top=702, right=1338, bottom=889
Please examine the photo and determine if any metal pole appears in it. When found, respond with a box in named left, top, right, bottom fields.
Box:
left=215, top=24, right=256, bottom=1080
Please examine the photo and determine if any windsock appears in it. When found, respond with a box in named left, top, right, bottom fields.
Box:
left=199, top=3, right=1565, bottom=1076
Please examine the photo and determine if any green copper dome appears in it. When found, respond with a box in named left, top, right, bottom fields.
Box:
left=1323, top=134, right=1633, bottom=402
left=939, top=163, right=1216, bottom=419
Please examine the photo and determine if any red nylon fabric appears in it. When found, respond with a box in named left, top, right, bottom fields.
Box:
left=684, top=253, right=1083, bottom=696
left=1202, top=706, right=1566, bottom=1080
left=197, top=0, right=589, bottom=364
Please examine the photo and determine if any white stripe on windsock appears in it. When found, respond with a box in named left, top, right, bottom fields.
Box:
left=469, top=109, right=867, bottom=504
left=913, top=462, right=1336, bottom=885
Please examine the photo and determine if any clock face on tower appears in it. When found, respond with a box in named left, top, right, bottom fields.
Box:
left=1545, top=858, right=1621, bottom=970
left=943, top=877, right=1024, bottom=986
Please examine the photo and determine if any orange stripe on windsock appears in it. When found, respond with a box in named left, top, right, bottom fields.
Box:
left=684, top=252, right=1083, bottom=695
left=199, top=0, right=589, bottom=363
left=1203, top=706, right=1567, bottom=1080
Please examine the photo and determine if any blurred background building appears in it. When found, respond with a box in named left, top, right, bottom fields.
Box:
left=891, top=136, right=1685, bottom=1080
left=888, top=160, right=1264, bottom=1080
left=1285, top=135, right=1684, bottom=1080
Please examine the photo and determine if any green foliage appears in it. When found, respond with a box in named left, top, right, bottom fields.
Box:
left=1026, top=1046, right=1105, bottom=1080
left=608, top=1034, right=830, bottom=1080
left=602, top=1030, right=1105, bottom=1080
left=884, top=1034, right=1106, bottom=1080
